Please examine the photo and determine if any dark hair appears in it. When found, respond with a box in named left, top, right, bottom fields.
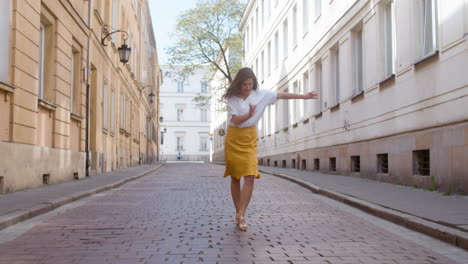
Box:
left=222, top=67, right=258, bottom=99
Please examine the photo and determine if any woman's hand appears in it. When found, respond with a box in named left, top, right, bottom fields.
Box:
left=249, top=104, right=256, bottom=117
left=303, top=91, right=318, bottom=99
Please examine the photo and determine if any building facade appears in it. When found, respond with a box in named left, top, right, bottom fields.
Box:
left=212, top=0, right=468, bottom=194
left=0, top=0, right=161, bottom=193
left=160, top=66, right=211, bottom=162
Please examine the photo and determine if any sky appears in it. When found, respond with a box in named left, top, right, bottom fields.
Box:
left=148, top=0, right=198, bottom=65
left=148, top=0, right=248, bottom=65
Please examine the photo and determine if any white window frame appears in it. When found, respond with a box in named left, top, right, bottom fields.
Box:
left=261, top=50, right=264, bottom=83
left=382, top=0, right=395, bottom=78
left=267, top=41, right=271, bottom=76
left=352, top=25, right=363, bottom=94
left=200, top=136, right=208, bottom=151
left=303, top=72, right=309, bottom=118
left=293, top=4, right=298, bottom=48
left=315, top=62, right=323, bottom=114
left=331, top=46, right=340, bottom=107
left=283, top=19, right=288, bottom=60
left=177, top=108, right=184, bottom=121
left=177, top=81, right=184, bottom=93
left=315, top=0, right=322, bottom=22
left=303, top=0, right=309, bottom=36
left=420, top=0, right=437, bottom=58
left=274, top=31, right=279, bottom=68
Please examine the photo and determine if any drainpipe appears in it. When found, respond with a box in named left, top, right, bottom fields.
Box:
left=85, top=0, right=91, bottom=176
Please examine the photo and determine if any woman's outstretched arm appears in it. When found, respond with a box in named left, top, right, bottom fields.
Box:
left=277, top=91, right=318, bottom=100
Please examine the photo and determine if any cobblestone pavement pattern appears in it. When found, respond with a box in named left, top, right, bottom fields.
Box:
left=0, top=163, right=464, bottom=264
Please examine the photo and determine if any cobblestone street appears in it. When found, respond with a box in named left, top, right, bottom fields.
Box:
left=0, top=163, right=466, bottom=264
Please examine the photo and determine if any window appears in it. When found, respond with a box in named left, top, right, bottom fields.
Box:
left=315, top=0, right=322, bottom=21
left=255, top=58, right=259, bottom=80
left=381, top=0, right=395, bottom=78
left=352, top=25, right=363, bottom=93
left=413, top=149, right=430, bottom=176
left=283, top=19, right=288, bottom=60
left=201, top=81, right=208, bottom=93
left=303, top=0, right=309, bottom=35
left=421, top=0, right=437, bottom=58
left=245, top=26, right=249, bottom=53
left=103, top=82, right=109, bottom=131
left=111, top=89, right=115, bottom=134
left=0, top=0, right=10, bottom=83
left=177, top=81, right=184, bottom=92
left=250, top=17, right=254, bottom=46
left=377, top=153, right=389, bottom=174
left=293, top=81, right=299, bottom=123
left=38, top=24, right=45, bottom=100
left=201, top=108, right=208, bottom=122
left=71, top=47, right=81, bottom=114
left=70, top=51, right=75, bottom=112
left=120, top=92, right=125, bottom=129
left=331, top=45, right=340, bottom=106
left=282, top=87, right=289, bottom=128
left=293, top=4, right=298, bottom=47
left=112, top=0, right=118, bottom=42
left=125, top=96, right=130, bottom=132
left=274, top=31, right=279, bottom=67
left=266, top=105, right=271, bottom=134
left=200, top=136, right=208, bottom=151
left=177, top=136, right=184, bottom=150
left=255, top=7, right=259, bottom=36
left=303, top=72, right=309, bottom=117
left=267, top=41, right=271, bottom=76
left=315, top=61, right=322, bottom=114
left=177, top=108, right=184, bottom=121
left=260, top=51, right=264, bottom=82
left=351, top=156, right=360, bottom=173
left=261, top=0, right=264, bottom=29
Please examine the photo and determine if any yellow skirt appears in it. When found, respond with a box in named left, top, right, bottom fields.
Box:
left=224, top=126, right=260, bottom=179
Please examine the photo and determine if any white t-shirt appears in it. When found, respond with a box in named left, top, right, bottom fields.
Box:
left=227, top=90, right=277, bottom=128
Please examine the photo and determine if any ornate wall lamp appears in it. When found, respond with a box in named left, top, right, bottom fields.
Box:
left=101, top=25, right=131, bottom=64
left=139, top=83, right=156, bottom=104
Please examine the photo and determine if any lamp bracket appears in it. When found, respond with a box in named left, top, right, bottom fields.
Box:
left=101, top=25, right=129, bottom=46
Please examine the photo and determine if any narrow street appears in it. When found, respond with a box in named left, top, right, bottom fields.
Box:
left=0, top=163, right=465, bottom=264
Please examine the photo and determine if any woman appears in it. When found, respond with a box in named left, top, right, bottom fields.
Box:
left=223, top=67, right=318, bottom=231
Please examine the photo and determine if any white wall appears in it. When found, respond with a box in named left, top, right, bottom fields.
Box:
left=160, top=66, right=211, bottom=161
left=211, top=0, right=468, bottom=164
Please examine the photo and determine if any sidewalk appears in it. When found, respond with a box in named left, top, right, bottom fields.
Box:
left=0, top=163, right=164, bottom=230
left=257, top=165, right=468, bottom=250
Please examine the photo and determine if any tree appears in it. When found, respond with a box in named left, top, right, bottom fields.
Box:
left=166, top=0, right=245, bottom=86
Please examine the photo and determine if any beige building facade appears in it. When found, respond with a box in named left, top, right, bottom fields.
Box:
left=212, top=0, right=468, bottom=194
left=0, top=0, right=161, bottom=193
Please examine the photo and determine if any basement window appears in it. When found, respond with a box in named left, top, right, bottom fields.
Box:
left=329, top=157, right=336, bottom=172
left=413, top=149, right=430, bottom=176
left=377, top=154, right=389, bottom=174
left=351, top=156, right=360, bottom=173
left=314, top=158, right=320, bottom=170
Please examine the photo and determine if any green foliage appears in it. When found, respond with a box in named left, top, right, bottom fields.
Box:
left=166, top=0, right=246, bottom=84
left=430, top=175, right=437, bottom=191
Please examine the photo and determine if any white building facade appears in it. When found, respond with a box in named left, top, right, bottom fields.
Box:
left=160, top=66, right=211, bottom=161
left=212, top=0, right=468, bottom=194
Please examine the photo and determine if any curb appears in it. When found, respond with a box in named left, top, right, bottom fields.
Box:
left=258, top=169, right=468, bottom=251
left=0, top=164, right=165, bottom=231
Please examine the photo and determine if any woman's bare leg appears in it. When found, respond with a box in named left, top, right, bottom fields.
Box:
left=237, top=176, right=255, bottom=217
left=230, top=177, right=241, bottom=213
